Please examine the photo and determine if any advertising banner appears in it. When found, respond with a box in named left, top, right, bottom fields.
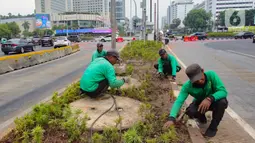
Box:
left=35, top=14, right=51, bottom=29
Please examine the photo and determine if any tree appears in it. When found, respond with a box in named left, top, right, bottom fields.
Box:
left=7, top=22, right=21, bottom=38
left=8, top=13, right=12, bottom=18
left=183, top=9, right=212, bottom=32
left=22, top=21, right=31, bottom=31
left=52, top=25, right=66, bottom=31
left=172, top=18, right=181, bottom=28
left=0, top=24, right=11, bottom=38
left=22, top=30, right=33, bottom=37
left=71, top=22, right=79, bottom=29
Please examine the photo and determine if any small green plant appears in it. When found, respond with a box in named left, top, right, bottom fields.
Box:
left=146, top=138, right=157, bottom=143
left=31, top=126, right=44, bottom=143
left=126, top=64, right=134, bottom=75
left=102, top=127, right=121, bottom=143
left=123, top=128, right=142, bottom=143
left=21, top=131, right=30, bottom=143
left=92, top=133, right=104, bottom=143
left=159, top=126, right=178, bottom=143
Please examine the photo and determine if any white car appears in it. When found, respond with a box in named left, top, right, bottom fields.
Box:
left=100, top=34, right=119, bottom=42
left=54, top=37, right=71, bottom=48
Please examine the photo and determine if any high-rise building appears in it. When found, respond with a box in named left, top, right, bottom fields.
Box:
left=72, top=0, right=110, bottom=17
left=35, top=0, right=67, bottom=14
left=66, top=0, right=73, bottom=12
left=161, top=16, right=167, bottom=29
left=167, top=6, right=171, bottom=25
left=169, top=0, right=194, bottom=27
left=204, top=0, right=255, bottom=20
left=193, top=0, right=205, bottom=10
left=109, top=0, right=126, bottom=23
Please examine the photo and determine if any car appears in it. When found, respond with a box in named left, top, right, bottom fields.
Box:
left=252, top=35, right=255, bottom=43
left=235, top=32, right=254, bottom=39
left=41, top=36, right=54, bottom=47
left=67, top=35, right=81, bottom=42
left=54, top=37, right=71, bottom=48
left=32, top=36, right=42, bottom=46
left=189, top=32, right=208, bottom=40
left=100, top=34, right=120, bottom=42
left=1, top=38, right=35, bottom=55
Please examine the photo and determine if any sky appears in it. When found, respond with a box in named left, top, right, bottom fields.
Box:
left=0, top=0, right=203, bottom=26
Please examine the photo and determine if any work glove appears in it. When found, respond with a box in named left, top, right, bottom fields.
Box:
left=122, top=77, right=131, bottom=83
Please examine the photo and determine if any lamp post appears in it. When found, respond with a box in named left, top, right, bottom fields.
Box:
left=110, top=0, right=116, bottom=49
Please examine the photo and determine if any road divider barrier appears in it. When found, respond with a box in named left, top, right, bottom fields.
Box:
left=0, top=44, right=80, bottom=75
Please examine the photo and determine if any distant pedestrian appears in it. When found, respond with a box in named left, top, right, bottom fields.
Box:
left=164, top=63, right=228, bottom=137
left=154, top=49, right=181, bottom=81
left=91, top=42, right=107, bottom=62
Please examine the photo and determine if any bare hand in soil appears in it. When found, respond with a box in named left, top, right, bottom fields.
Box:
left=163, top=120, right=175, bottom=129
left=198, top=98, right=211, bottom=114
left=123, top=77, right=130, bottom=83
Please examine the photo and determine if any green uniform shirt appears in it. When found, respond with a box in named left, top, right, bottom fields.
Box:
left=91, top=50, right=107, bottom=61
left=80, top=57, right=124, bottom=92
left=170, top=70, right=228, bottom=118
left=158, top=54, right=179, bottom=76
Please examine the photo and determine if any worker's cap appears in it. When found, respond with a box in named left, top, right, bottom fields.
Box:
left=97, top=42, right=103, bottom=48
left=159, top=49, right=167, bottom=56
left=185, top=63, right=203, bottom=83
left=106, top=50, right=121, bottom=61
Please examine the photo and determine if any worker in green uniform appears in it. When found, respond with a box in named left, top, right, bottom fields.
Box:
left=80, top=50, right=129, bottom=98
left=164, top=63, right=228, bottom=137
left=154, top=49, right=181, bottom=81
left=91, top=43, right=107, bottom=61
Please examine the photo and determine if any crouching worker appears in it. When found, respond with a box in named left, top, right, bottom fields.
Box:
left=80, top=50, right=129, bottom=99
left=164, top=64, right=228, bottom=137
left=91, top=42, right=107, bottom=62
left=154, top=49, right=181, bottom=81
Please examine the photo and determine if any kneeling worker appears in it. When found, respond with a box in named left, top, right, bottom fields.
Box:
left=154, top=49, right=181, bottom=81
left=91, top=43, right=107, bottom=61
left=80, top=50, right=129, bottom=98
left=164, top=64, right=228, bottom=137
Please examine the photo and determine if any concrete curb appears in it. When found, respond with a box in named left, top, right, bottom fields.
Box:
left=0, top=79, right=80, bottom=140
left=170, top=82, right=206, bottom=143
left=0, top=45, right=80, bottom=75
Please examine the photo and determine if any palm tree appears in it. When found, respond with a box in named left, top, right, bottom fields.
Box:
left=22, top=21, right=30, bottom=31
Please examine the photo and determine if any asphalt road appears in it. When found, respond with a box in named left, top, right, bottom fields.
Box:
left=0, top=45, right=54, bottom=57
left=0, top=42, right=126, bottom=129
left=170, top=40, right=255, bottom=129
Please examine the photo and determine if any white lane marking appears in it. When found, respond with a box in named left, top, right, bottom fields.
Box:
left=167, top=46, right=255, bottom=141
left=227, top=50, right=255, bottom=58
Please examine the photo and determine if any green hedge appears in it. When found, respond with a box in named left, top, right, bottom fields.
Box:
left=207, top=32, right=235, bottom=37
left=120, top=40, right=163, bottom=61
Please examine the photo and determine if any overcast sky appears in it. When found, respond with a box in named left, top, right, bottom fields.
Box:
left=0, top=0, right=203, bottom=26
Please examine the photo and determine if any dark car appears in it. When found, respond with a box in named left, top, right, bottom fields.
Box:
left=252, top=35, right=255, bottom=43
left=67, top=35, right=81, bottom=42
left=32, top=36, right=41, bottom=46
left=41, top=36, right=54, bottom=47
left=235, top=32, right=254, bottom=39
left=190, top=32, right=208, bottom=40
left=1, top=38, right=35, bottom=55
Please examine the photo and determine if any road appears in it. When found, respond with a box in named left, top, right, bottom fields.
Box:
left=169, top=40, right=255, bottom=141
left=0, top=42, right=126, bottom=128
left=0, top=45, right=55, bottom=57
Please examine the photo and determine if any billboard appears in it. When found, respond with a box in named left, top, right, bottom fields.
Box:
left=35, top=14, right=51, bottom=29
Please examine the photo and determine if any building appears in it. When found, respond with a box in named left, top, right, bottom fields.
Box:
left=72, top=0, right=110, bottom=17
left=169, top=0, right=194, bottom=27
left=109, top=0, right=126, bottom=23
left=161, top=16, right=167, bottom=29
left=194, top=0, right=205, bottom=10
left=167, top=6, right=171, bottom=25
left=66, top=0, right=73, bottom=12
left=205, top=0, right=255, bottom=20
left=0, top=17, right=36, bottom=32
left=35, top=0, right=67, bottom=14
left=51, top=13, right=105, bottom=29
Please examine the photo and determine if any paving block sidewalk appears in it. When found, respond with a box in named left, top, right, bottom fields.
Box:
left=170, top=50, right=255, bottom=143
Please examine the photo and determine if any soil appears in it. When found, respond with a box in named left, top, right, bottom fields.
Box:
left=0, top=61, right=191, bottom=143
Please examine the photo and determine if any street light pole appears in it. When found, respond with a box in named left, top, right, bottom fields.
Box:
left=157, top=0, right=159, bottom=40
left=142, top=0, right=146, bottom=41
left=110, top=0, right=116, bottom=49
left=133, top=0, right=137, bottom=34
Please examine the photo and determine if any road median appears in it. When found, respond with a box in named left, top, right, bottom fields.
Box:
left=0, top=44, right=80, bottom=75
